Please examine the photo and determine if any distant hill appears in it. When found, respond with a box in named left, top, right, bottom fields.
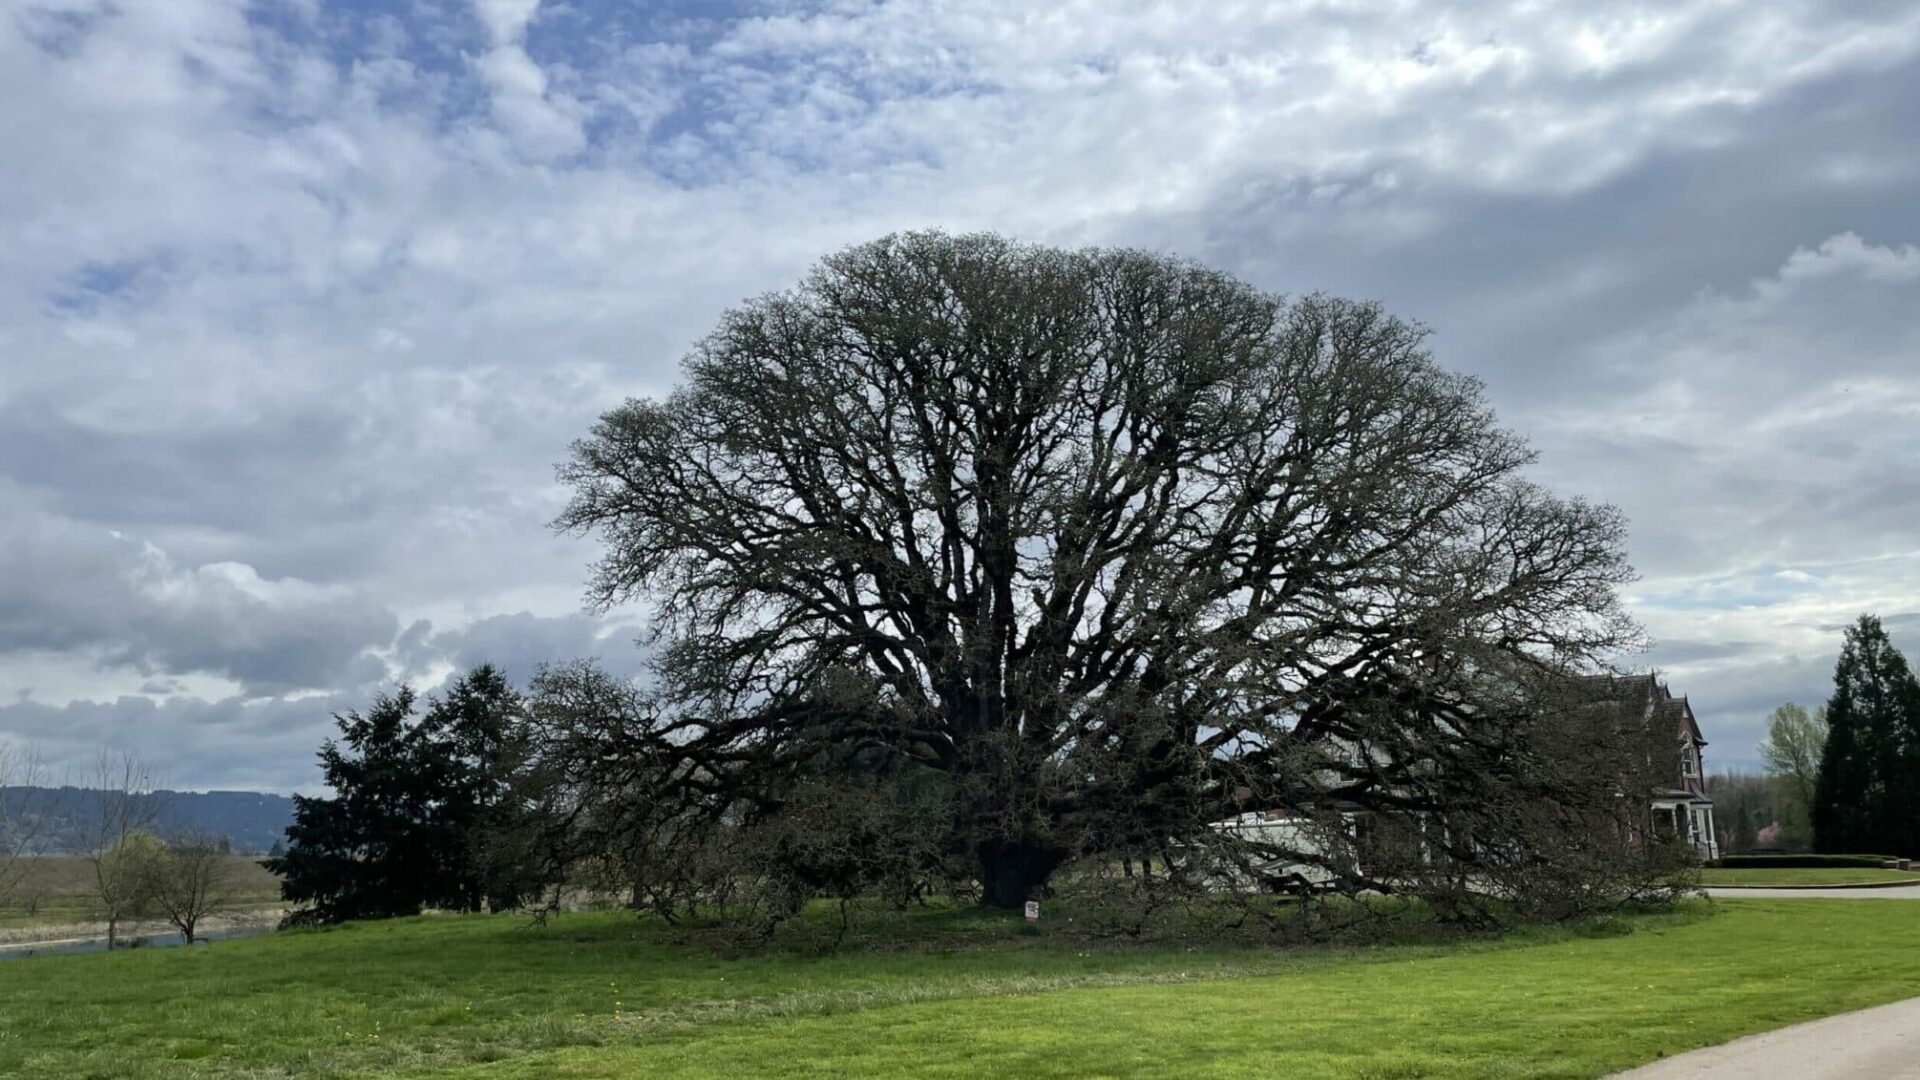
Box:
left=0, top=786, right=296, bottom=855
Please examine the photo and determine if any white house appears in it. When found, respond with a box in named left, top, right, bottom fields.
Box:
left=1212, top=673, right=1720, bottom=883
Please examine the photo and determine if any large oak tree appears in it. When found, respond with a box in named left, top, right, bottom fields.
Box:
left=557, top=232, right=1639, bottom=908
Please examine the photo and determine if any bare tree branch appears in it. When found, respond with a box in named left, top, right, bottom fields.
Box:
left=83, top=750, right=165, bottom=949
left=0, top=742, right=49, bottom=910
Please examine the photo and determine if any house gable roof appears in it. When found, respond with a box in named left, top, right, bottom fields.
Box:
left=1585, top=672, right=1707, bottom=747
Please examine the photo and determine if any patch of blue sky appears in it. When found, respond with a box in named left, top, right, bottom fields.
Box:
left=221, top=2, right=969, bottom=177
left=527, top=0, right=767, bottom=54
left=239, top=0, right=490, bottom=130
left=14, top=2, right=107, bottom=58
left=46, top=255, right=172, bottom=316
left=543, top=2, right=989, bottom=165
left=247, top=0, right=482, bottom=74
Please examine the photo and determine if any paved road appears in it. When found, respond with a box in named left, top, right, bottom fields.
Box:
left=1704, top=884, right=1920, bottom=899
left=1609, top=886, right=1920, bottom=1076
left=1610, top=995, right=1920, bottom=1078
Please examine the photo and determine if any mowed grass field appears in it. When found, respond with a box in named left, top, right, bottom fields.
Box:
left=5, top=898, right=1920, bottom=1078
left=0, top=855, right=283, bottom=931
left=1697, top=866, right=1918, bottom=887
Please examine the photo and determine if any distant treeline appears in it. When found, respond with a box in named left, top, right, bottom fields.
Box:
left=0, top=786, right=293, bottom=855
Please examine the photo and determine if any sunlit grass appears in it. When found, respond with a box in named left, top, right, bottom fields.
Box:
left=3, top=899, right=1917, bottom=1078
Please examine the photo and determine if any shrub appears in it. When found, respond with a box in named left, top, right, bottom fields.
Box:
left=1709, top=854, right=1901, bottom=869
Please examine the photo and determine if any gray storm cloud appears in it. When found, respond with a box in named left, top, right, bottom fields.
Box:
left=0, top=512, right=395, bottom=695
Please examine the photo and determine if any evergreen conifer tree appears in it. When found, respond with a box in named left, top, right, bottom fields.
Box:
left=269, top=665, right=534, bottom=923
left=1813, top=615, right=1920, bottom=855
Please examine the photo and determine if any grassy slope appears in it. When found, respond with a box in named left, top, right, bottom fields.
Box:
left=1698, top=867, right=1916, bottom=887
left=4, top=900, right=1920, bottom=1079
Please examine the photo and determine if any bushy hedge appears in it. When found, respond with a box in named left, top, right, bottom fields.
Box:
left=1709, top=854, right=1903, bottom=869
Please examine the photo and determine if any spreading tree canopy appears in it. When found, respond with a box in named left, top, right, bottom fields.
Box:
left=556, top=232, right=1644, bottom=910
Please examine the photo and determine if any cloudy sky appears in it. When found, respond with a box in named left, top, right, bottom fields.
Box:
left=2, top=0, right=1917, bottom=792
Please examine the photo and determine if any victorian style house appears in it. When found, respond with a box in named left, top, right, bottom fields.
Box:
left=1217, top=671, right=1721, bottom=881
left=1630, top=675, right=1717, bottom=859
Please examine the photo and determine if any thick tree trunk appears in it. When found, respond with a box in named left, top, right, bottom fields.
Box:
left=977, top=840, right=1064, bottom=910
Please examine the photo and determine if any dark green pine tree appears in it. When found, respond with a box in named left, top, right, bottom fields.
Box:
left=268, top=665, right=534, bottom=924
left=1813, top=615, right=1920, bottom=855
left=425, top=664, right=540, bottom=913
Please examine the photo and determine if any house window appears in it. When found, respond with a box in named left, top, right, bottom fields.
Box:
left=1682, top=745, right=1699, bottom=778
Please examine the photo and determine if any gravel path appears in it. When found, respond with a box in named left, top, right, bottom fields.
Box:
left=1609, top=995, right=1920, bottom=1078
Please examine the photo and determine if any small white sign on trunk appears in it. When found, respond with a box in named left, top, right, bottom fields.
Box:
left=1023, top=900, right=1040, bottom=923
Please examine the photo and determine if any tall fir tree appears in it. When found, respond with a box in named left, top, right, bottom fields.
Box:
left=1813, top=615, right=1920, bottom=855
left=425, top=664, right=540, bottom=913
left=269, top=665, right=535, bottom=923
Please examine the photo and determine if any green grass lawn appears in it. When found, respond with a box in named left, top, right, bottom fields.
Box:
left=1698, top=867, right=1917, bottom=887
left=4, top=899, right=1920, bottom=1079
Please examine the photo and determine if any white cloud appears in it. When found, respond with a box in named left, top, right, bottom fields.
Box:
left=472, top=0, right=542, bottom=45
left=461, top=1, right=584, bottom=159
left=1524, top=232, right=1920, bottom=764
left=1774, top=231, right=1920, bottom=288
left=0, top=507, right=397, bottom=694
left=1, top=0, right=1918, bottom=784
left=473, top=42, right=586, bottom=159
